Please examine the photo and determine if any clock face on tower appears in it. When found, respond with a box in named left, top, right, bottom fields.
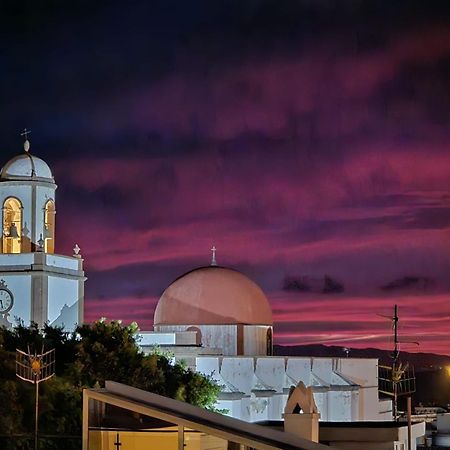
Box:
left=0, top=285, right=13, bottom=314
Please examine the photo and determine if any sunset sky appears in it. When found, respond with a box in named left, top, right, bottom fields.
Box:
left=1, top=1, right=450, bottom=354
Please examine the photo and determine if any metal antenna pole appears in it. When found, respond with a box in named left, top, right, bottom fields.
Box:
left=393, top=304, right=399, bottom=363
left=35, top=379, right=39, bottom=450
left=378, top=304, right=417, bottom=425
left=393, top=304, right=399, bottom=421
left=15, top=347, right=55, bottom=450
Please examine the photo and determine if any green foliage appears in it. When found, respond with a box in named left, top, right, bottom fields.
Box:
left=41, top=323, right=78, bottom=375
left=0, top=319, right=221, bottom=449
left=0, top=347, right=16, bottom=380
left=0, top=380, right=23, bottom=434
left=1, top=321, right=44, bottom=353
left=1, top=321, right=77, bottom=376
left=70, top=319, right=143, bottom=386
left=39, top=378, right=82, bottom=435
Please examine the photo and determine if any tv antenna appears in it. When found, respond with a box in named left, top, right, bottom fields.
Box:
left=16, top=345, right=55, bottom=450
left=378, top=305, right=418, bottom=421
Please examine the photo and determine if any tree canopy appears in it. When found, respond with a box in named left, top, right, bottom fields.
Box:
left=0, top=320, right=221, bottom=450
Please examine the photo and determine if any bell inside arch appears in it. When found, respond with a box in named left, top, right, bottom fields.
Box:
left=8, top=223, right=19, bottom=239
left=43, top=224, right=51, bottom=239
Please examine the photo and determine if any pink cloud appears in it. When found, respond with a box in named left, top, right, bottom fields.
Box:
left=271, top=292, right=450, bottom=354
left=50, top=25, right=450, bottom=355
left=83, top=291, right=450, bottom=354
left=55, top=146, right=450, bottom=277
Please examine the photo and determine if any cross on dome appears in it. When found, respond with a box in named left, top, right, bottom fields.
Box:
left=21, top=128, right=31, bottom=140
left=20, top=128, right=31, bottom=152
left=210, top=245, right=217, bottom=266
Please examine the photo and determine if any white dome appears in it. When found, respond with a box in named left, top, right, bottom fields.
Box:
left=154, top=266, right=273, bottom=326
left=0, top=153, right=54, bottom=182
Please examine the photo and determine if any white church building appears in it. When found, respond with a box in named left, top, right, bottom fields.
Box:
left=142, top=262, right=393, bottom=423
left=0, top=139, right=392, bottom=423
left=0, top=136, right=84, bottom=331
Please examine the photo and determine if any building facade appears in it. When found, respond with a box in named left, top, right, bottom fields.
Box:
left=0, top=139, right=85, bottom=330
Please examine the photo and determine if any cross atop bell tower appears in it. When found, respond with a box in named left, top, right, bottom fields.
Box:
left=20, top=128, right=31, bottom=152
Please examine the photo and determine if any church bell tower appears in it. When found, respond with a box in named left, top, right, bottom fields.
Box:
left=0, top=132, right=85, bottom=330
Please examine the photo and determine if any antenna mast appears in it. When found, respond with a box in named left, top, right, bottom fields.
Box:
left=378, top=304, right=417, bottom=421
left=393, top=304, right=399, bottom=419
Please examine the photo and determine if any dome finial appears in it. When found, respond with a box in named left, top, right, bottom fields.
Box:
left=210, top=245, right=217, bottom=266
left=20, top=128, right=31, bottom=152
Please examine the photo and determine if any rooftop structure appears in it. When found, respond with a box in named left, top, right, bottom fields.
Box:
left=83, top=381, right=424, bottom=450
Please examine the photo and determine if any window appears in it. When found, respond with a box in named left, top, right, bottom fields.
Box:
left=44, top=200, right=55, bottom=253
left=2, top=197, right=22, bottom=253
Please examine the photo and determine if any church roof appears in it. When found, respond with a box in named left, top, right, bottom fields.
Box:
left=0, top=153, right=54, bottom=183
left=154, top=266, right=273, bottom=326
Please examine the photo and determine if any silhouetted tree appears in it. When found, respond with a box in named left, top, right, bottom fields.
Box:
left=0, top=319, right=221, bottom=450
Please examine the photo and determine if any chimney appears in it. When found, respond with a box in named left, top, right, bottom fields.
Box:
left=283, top=381, right=320, bottom=443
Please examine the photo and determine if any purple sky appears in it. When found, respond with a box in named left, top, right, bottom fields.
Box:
left=1, top=1, right=450, bottom=354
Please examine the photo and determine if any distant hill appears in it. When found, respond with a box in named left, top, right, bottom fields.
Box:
left=274, top=344, right=450, bottom=369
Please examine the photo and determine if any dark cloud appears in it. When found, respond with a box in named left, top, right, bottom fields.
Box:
left=406, top=207, right=450, bottom=230
left=380, top=276, right=435, bottom=292
left=86, top=260, right=198, bottom=300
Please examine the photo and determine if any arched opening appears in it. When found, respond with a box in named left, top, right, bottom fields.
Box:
left=2, top=197, right=22, bottom=253
left=44, top=200, right=55, bottom=253
left=186, top=326, right=202, bottom=346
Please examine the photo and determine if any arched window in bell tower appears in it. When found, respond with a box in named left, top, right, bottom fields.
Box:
left=2, top=197, right=22, bottom=254
left=44, top=200, right=55, bottom=254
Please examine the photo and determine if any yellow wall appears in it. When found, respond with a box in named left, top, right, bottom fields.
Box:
left=89, top=428, right=228, bottom=450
